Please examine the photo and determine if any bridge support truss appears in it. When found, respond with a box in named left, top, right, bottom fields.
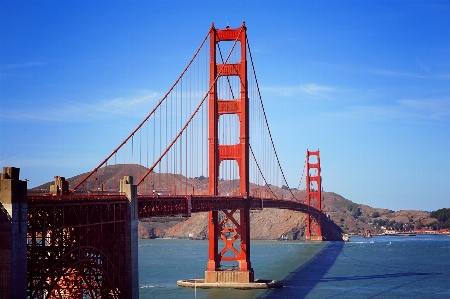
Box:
left=305, top=150, right=323, bottom=240
left=26, top=176, right=138, bottom=298
left=206, top=23, right=254, bottom=283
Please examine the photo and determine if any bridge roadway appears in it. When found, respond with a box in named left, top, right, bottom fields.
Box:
left=137, top=194, right=322, bottom=218
left=27, top=193, right=323, bottom=219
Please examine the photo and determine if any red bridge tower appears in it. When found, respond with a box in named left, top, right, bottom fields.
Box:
left=205, top=23, right=253, bottom=283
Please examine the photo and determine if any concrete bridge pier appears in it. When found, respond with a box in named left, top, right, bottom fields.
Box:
left=120, top=176, right=139, bottom=299
left=0, top=167, right=27, bottom=299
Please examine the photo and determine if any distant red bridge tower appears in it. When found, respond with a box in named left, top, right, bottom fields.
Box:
left=305, top=150, right=323, bottom=240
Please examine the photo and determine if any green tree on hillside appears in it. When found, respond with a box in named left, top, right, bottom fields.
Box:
left=429, top=208, right=450, bottom=229
left=373, top=219, right=386, bottom=227
left=393, top=222, right=404, bottom=231
left=347, top=203, right=361, bottom=218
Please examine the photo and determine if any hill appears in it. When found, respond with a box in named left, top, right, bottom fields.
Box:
left=323, top=195, right=434, bottom=235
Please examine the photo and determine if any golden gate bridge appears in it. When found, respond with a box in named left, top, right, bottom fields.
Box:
left=1, top=23, right=335, bottom=298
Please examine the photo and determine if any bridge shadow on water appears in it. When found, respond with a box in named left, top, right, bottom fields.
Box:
left=258, top=241, right=345, bottom=299
left=257, top=241, right=442, bottom=299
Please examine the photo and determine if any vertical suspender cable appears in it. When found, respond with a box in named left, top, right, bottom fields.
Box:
left=247, top=38, right=298, bottom=201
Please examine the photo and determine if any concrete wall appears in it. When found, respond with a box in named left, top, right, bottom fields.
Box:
left=0, top=167, right=27, bottom=299
left=120, top=176, right=139, bottom=299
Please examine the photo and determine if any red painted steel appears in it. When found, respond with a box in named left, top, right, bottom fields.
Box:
left=207, top=23, right=253, bottom=278
left=138, top=195, right=321, bottom=216
left=305, top=150, right=323, bottom=239
left=27, top=197, right=129, bottom=298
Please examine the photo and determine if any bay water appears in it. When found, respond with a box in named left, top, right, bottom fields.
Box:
left=138, top=234, right=450, bottom=298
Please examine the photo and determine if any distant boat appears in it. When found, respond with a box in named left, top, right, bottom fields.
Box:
left=385, top=232, right=416, bottom=236
left=363, top=232, right=372, bottom=238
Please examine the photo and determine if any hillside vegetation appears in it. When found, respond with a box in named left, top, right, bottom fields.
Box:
left=428, top=208, right=450, bottom=229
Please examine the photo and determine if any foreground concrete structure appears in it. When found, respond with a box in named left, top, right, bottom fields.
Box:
left=0, top=167, right=27, bottom=299
left=120, top=176, right=139, bottom=299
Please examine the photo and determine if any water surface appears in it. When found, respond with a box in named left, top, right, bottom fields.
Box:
left=138, top=235, right=450, bottom=298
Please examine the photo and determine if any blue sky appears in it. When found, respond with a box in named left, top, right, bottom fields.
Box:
left=1, top=1, right=449, bottom=211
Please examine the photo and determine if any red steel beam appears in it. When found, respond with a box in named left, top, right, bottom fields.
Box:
left=27, top=196, right=129, bottom=298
